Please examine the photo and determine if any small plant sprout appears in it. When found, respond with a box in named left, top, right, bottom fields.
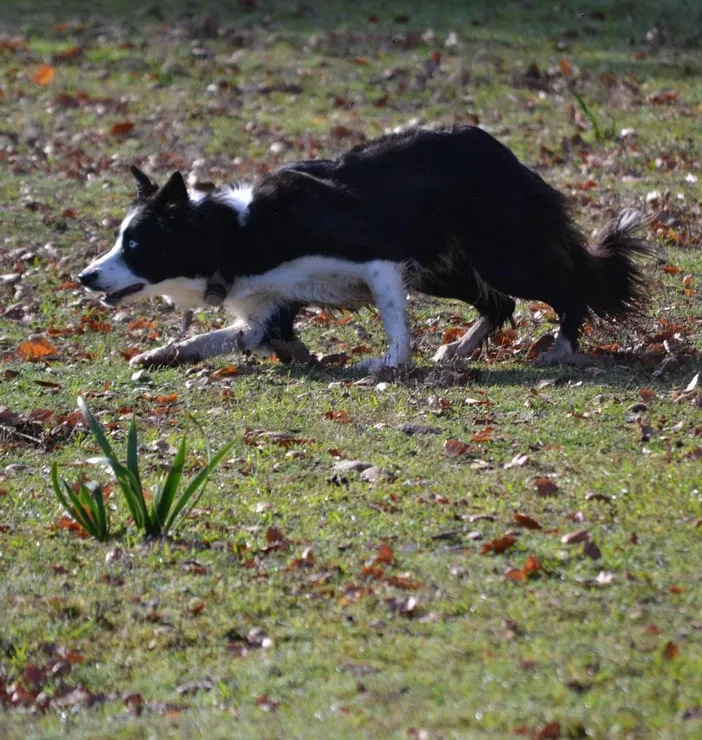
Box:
left=51, top=397, right=235, bottom=540
left=51, top=469, right=110, bottom=542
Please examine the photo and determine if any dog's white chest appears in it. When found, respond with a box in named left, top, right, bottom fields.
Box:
left=226, top=256, right=374, bottom=310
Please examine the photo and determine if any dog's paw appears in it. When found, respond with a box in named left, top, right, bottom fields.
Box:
left=129, top=343, right=190, bottom=368
left=432, top=342, right=458, bottom=363
left=351, top=358, right=388, bottom=375
left=351, top=357, right=410, bottom=375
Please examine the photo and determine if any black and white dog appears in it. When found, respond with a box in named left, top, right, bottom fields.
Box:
left=79, top=125, right=651, bottom=371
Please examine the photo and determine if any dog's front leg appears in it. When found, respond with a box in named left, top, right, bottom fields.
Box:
left=353, top=261, right=411, bottom=374
left=129, top=324, right=246, bottom=368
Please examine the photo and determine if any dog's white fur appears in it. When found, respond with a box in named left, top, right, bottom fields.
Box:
left=84, top=188, right=412, bottom=370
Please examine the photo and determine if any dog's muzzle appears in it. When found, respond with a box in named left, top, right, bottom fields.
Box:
left=78, top=269, right=100, bottom=289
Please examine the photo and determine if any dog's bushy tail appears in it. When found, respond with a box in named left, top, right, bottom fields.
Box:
left=577, top=210, right=654, bottom=321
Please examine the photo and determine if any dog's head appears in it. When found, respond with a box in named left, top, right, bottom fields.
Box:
left=78, top=166, right=215, bottom=308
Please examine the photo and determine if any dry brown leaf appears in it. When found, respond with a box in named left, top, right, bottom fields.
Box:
left=322, top=409, right=351, bottom=424
left=524, top=555, right=543, bottom=575
left=472, top=427, right=494, bottom=443
left=527, top=334, right=555, bottom=360
left=663, top=641, right=679, bottom=660
left=32, top=64, right=56, bottom=85
left=481, top=534, right=517, bottom=555
left=639, top=387, right=656, bottom=402
left=18, top=337, right=59, bottom=361
left=505, top=568, right=526, bottom=582
left=441, top=326, right=464, bottom=344
left=375, top=541, right=394, bottom=565
left=561, top=529, right=590, bottom=545
left=537, top=723, right=561, bottom=740
left=110, top=121, right=134, bottom=136
left=514, top=512, right=542, bottom=530
left=444, top=438, right=472, bottom=457
left=534, top=477, right=559, bottom=496
left=211, top=365, right=238, bottom=378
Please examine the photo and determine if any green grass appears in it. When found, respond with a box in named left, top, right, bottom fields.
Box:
left=1, top=1, right=701, bottom=738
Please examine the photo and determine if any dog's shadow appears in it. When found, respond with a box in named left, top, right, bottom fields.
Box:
left=263, top=356, right=689, bottom=391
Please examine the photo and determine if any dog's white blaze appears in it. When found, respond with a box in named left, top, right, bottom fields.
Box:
left=82, top=209, right=142, bottom=293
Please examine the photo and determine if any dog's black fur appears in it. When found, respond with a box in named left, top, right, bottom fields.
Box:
left=80, top=125, right=652, bottom=365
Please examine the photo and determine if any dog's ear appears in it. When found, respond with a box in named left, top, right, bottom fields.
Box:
left=153, top=171, right=189, bottom=210
left=130, top=164, right=158, bottom=202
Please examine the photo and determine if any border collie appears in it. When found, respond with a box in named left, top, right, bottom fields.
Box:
left=79, top=125, right=652, bottom=371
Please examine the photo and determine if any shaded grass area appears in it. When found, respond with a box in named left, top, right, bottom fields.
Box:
left=1, top=0, right=701, bottom=738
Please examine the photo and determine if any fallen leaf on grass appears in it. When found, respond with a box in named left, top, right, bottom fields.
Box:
left=534, top=477, right=559, bottom=496
left=481, top=534, right=517, bottom=555
left=472, top=426, right=494, bottom=443
left=527, top=334, right=554, bottom=360
left=441, top=326, right=465, bottom=344
left=211, top=365, right=238, bottom=378
left=120, top=348, right=142, bottom=361
left=385, top=573, right=422, bottom=590
left=561, top=529, right=590, bottom=545
left=505, top=555, right=543, bottom=581
left=55, top=45, right=82, bottom=62
left=110, top=121, right=134, bottom=136
left=288, top=547, right=314, bottom=569
left=33, top=380, right=62, bottom=390
left=444, top=438, right=472, bottom=457
left=663, top=641, right=679, bottom=660
left=524, top=555, right=543, bottom=575
left=52, top=515, right=89, bottom=538
left=180, top=560, right=208, bottom=575
left=637, top=417, right=654, bottom=442
left=124, top=693, right=143, bottom=717
left=322, top=409, right=351, bottom=423
left=583, top=540, right=602, bottom=559
left=505, top=568, right=526, bottom=582
left=639, top=387, right=656, bottom=402
left=684, top=373, right=699, bottom=393
left=244, top=429, right=314, bottom=448
left=386, top=595, right=419, bottom=617
left=585, top=492, right=612, bottom=502
left=505, top=453, right=529, bottom=468
left=185, top=600, right=206, bottom=616
left=32, top=64, right=56, bottom=85
left=537, top=723, right=561, bottom=739
left=514, top=512, right=542, bottom=530
left=256, top=694, right=279, bottom=711
left=17, top=338, right=59, bottom=361
left=155, top=393, right=178, bottom=404
left=375, top=542, right=394, bottom=565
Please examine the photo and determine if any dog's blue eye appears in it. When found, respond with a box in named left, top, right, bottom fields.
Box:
left=128, top=240, right=138, bottom=249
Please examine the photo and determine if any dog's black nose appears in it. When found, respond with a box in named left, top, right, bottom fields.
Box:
left=78, top=269, right=100, bottom=288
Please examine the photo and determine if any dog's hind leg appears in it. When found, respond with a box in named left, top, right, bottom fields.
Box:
left=534, top=308, right=587, bottom=365
left=433, top=291, right=515, bottom=363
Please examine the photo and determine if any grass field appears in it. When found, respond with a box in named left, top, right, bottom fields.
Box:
left=1, top=1, right=701, bottom=737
